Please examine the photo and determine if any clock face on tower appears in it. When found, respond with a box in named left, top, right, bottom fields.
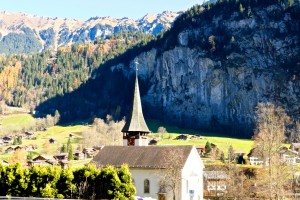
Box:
left=128, top=138, right=135, bottom=146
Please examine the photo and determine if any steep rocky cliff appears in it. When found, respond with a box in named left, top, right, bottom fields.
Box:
left=37, top=0, right=300, bottom=137
left=113, top=1, right=300, bottom=137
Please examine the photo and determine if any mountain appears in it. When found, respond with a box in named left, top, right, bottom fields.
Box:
left=36, top=0, right=299, bottom=137
left=0, top=11, right=179, bottom=54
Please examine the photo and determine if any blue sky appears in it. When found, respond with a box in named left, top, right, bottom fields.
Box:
left=0, top=0, right=203, bottom=20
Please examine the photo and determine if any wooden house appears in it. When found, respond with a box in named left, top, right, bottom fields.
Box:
left=2, top=136, right=13, bottom=144
left=196, top=146, right=205, bottom=155
left=290, top=143, right=300, bottom=152
left=148, top=139, right=158, bottom=145
left=203, top=171, right=227, bottom=197
left=49, top=138, right=56, bottom=144
left=176, top=134, right=189, bottom=141
left=59, top=160, right=70, bottom=169
left=53, top=153, right=68, bottom=161
left=74, top=150, right=84, bottom=160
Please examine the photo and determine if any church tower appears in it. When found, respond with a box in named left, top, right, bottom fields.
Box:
left=121, top=62, right=150, bottom=146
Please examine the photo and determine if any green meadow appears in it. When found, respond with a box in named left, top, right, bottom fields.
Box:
left=0, top=113, right=255, bottom=166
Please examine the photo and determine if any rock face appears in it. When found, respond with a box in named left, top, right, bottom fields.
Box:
left=36, top=2, right=299, bottom=137
left=0, top=11, right=179, bottom=54
left=110, top=4, right=300, bottom=137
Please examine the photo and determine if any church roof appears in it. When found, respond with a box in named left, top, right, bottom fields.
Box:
left=121, top=73, right=150, bottom=133
left=91, top=145, right=194, bottom=169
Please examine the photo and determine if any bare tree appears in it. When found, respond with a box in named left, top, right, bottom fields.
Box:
left=158, top=148, right=183, bottom=200
left=82, top=115, right=125, bottom=147
left=252, top=102, right=291, bottom=199
left=157, top=126, right=167, bottom=139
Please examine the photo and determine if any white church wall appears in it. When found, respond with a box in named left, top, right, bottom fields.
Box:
left=130, top=168, right=161, bottom=199
left=181, top=147, right=204, bottom=200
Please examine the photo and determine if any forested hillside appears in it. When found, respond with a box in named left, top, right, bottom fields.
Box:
left=35, top=0, right=299, bottom=138
left=0, top=31, right=155, bottom=112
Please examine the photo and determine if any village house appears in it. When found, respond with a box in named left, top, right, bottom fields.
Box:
left=53, top=153, right=68, bottom=161
left=24, top=131, right=34, bottom=139
left=196, top=146, right=205, bottom=155
left=175, top=134, right=189, bottom=141
left=91, top=67, right=204, bottom=200
left=148, top=139, right=158, bottom=145
left=74, top=150, right=84, bottom=160
left=58, top=160, right=70, bottom=169
left=279, top=147, right=299, bottom=165
left=203, top=171, right=227, bottom=197
left=2, top=136, right=13, bottom=144
left=49, top=138, right=56, bottom=144
left=28, top=155, right=55, bottom=167
left=83, top=147, right=98, bottom=158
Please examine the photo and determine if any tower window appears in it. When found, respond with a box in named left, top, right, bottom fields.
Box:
left=144, top=179, right=150, bottom=193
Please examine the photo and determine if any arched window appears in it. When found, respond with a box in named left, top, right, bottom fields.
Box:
left=144, top=179, right=150, bottom=193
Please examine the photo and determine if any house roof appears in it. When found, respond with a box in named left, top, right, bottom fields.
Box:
left=121, top=72, right=150, bottom=133
left=203, top=171, right=227, bottom=179
left=91, top=145, right=194, bottom=169
left=233, top=150, right=246, bottom=154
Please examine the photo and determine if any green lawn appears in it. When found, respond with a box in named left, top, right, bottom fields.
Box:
left=0, top=114, right=35, bottom=135
left=147, top=119, right=254, bottom=154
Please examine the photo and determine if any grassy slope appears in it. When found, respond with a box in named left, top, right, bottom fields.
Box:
left=148, top=119, right=254, bottom=154
left=0, top=114, right=254, bottom=167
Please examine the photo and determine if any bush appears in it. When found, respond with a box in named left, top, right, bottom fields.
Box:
left=0, top=163, right=135, bottom=199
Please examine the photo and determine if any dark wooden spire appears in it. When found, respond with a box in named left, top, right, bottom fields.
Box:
left=121, top=63, right=150, bottom=134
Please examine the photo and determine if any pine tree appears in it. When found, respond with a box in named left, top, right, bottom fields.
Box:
left=68, top=145, right=74, bottom=161
left=205, top=141, right=212, bottom=156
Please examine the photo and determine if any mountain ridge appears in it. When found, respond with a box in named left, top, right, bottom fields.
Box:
left=0, top=10, right=180, bottom=53
left=36, top=0, right=300, bottom=138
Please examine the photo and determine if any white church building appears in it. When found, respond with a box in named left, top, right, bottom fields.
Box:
left=91, top=63, right=204, bottom=200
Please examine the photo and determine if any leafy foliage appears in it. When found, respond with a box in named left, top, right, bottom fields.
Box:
left=0, top=163, right=135, bottom=199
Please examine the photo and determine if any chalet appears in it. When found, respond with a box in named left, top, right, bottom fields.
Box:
left=196, top=146, right=205, bottom=155
left=25, top=131, right=34, bottom=139
left=148, top=139, right=158, bottom=145
left=91, top=68, right=204, bottom=200
left=49, top=138, right=56, bottom=144
left=74, top=150, right=84, bottom=160
left=2, top=136, right=12, bottom=144
left=23, top=144, right=36, bottom=151
left=54, top=153, right=68, bottom=161
left=190, top=135, right=203, bottom=140
left=290, top=143, right=300, bottom=152
left=249, top=157, right=264, bottom=165
left=279, top=148, right=298, bottom=165
left=176, top=134, right=189, bottom=141
left=5, top=146, right=15, bottom=154
left=28, top=160, right=54, bottom=167
left=233, top=150, right=246, bottom=156
left=59, top=160, right=70, bottom=169
left=203, top=171, right=227, bottom=197
left=83, top=148, right=98, bottom=158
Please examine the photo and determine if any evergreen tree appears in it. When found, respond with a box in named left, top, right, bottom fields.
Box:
left=205, top=141, right=212, bottom=155
left=68, top=145, right=74, bottom=160
left=61, top=144, right=67, bottom=153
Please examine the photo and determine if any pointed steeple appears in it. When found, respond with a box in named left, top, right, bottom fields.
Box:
left=122, top=61, right=150, bottom=133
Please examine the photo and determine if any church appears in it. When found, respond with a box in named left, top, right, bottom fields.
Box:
left=91, top=63, right=204, bottom=200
